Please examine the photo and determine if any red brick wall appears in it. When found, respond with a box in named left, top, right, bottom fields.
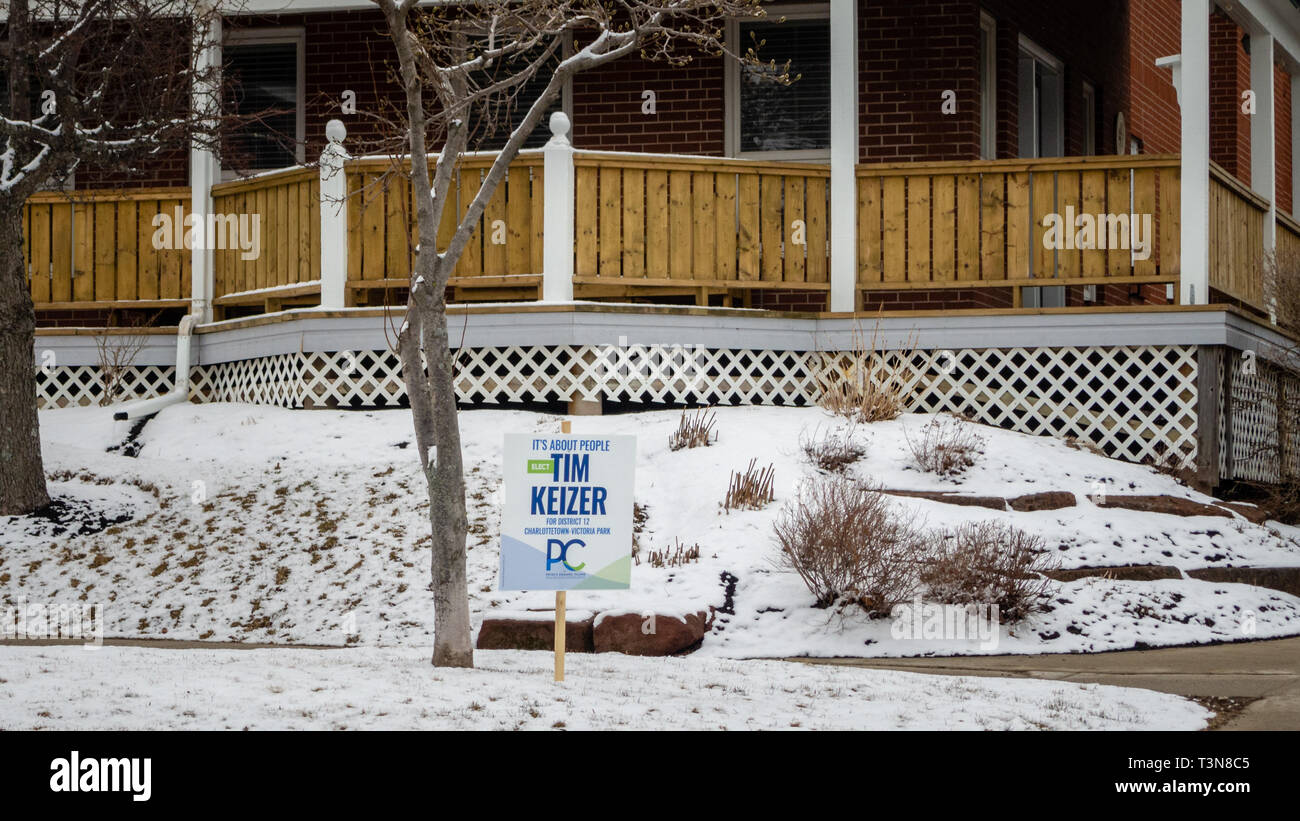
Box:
left=860, top=287, right=1014, bottom=312
left=1278, top=63, right=1294, bottom=217
left=858, top=0, right=981, bottom=163
left=571, top=53, right=725, bottom=154
left=1209, top=9, right=1251, bottom=184
left=1127, top=0, right=1182, bottom=154
left=750, top=290, right=828, bottom=312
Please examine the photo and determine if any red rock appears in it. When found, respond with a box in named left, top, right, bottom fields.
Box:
left=476, top=616, right=594, bottom=652
left=1008, top=491, right=1077, bottom=511
left=592, top=610, right=711, bottom=656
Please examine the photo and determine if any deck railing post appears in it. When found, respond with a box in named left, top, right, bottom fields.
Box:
left=1179, top=0, right=1211, bottom=306
left=542, top=111, right=575, bottom=302
left=1248, top=29, right=1277, bottom=320
left=189, top=2, right=221, bottom=323
left=320, top=119, right=350, bottom=310
left=829, top=0, right=859, bottom=312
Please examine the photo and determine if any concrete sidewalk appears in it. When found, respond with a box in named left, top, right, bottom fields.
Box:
left=791, top=636, right=1300, bottom=730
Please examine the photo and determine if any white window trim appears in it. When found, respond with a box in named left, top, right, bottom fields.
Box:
left=979, top=11, right=997, bottom=160
left=725, top=2, right=831, bottom=161
left=223, top=26, right=307, bottom=178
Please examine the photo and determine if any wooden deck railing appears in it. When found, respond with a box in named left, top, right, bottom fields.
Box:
left=1280, top=211, right=1300, bottom=270
left=855, top=154, right=1182, bottom=292
left=571, top=152, right=829, bottom=293
left=1208, top=162, right=1271, bottom=311
left=23, top=188, right=192, bottom=309
left=211, top=167, right=321, bottom=307
left=344, top=153, right=546, bottom=292
left=26, top=146, right=1288, bottom=321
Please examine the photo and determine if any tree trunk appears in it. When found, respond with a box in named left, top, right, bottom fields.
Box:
left=0, top=201, right=51, bottom=515
left=401, top=286, right=474, bottom=668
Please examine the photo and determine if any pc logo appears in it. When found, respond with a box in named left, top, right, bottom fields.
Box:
left=546, top=538, right=586, bottom=572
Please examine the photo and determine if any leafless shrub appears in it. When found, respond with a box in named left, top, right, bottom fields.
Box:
left=724, top=459, right=775, bottom=512
left=800, top=424, right=865, bottom=473
left=814, top=323, right=915, bottom=423
left=669, top=407, right=717, bottom=451
left=920, top=521, right=1058, bottom=622
left=905, top=415, right=985, bottom=477
left=773, top=474, right=926, bottom=614
left=1261, top=481, right=1300, bottom=525
left=631, top=502, right=649, bottom=563
left=1265, top=244, right=1300, bottom=337
left=1141, top=441, right=1195, bottom=484
left=1063, top=436, right=1108, bottom=458
left=94, top=312, right=160, bottom=406
left=644, top=538, right=702, bottom=568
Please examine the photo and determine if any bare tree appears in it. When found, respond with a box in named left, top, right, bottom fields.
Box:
left=369, top=0, right=770, bottom=666
left=0, top=0, right=238, bottom=515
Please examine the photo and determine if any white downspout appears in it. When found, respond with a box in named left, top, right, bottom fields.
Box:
left=112, top=314, right=199, bottom=421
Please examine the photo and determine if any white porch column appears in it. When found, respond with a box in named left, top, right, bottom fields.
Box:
left=319, top=120, right=350, bottom=310
left=1249, top=30, right=1276, bottom=256
left=542, top=111, right=575, bottom=302
left=189, top=4, right=221, bottom=323
left=1180, top=0, right=1211, bottom=306
left=829, top=0, right=858, bottom=313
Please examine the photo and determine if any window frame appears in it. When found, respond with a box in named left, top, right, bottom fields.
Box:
left=222, top=26, right=307, bottom=179
left=979, top=11, right=997, bottom=160
left=1017, top=35, right=1065, bottom=160
left=725, top=2, right=832, bottom=161
left=1081, top=80, right=1096, bottom=156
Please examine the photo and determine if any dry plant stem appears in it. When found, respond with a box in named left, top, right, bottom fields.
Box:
left=669, top=407, right=717, bottom=451
left=815, top=321, right=915, bottom=423
left=725, top=459, right=775, bottom=511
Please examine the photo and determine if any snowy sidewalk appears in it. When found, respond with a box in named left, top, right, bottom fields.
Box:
left=792, top=635, right=1300, bottom=730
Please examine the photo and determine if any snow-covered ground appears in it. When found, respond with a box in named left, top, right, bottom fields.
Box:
left=3, top=403, right=1299, bottom=658
left=0, top=645, right=1209, bottom=730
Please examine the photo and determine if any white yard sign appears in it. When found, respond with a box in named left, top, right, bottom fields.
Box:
left=500, top=433, right=635, bottom=591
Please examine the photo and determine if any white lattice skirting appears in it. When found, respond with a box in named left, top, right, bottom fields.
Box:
left=36, top=343, right=1200, bottom=467
left=1221, top=353, right=1300, bottom=483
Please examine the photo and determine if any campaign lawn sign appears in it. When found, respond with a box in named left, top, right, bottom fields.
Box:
left=500, top=432, right=636, bottom=591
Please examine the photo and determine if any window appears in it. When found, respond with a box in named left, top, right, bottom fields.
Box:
left=1018, top=37, right=1065, bottom=308
left=223, top=29, right=305, bottom=174
left=470, top=41, right=569, bottom=151
left=1017, top=37, right=1064, bottom=159
left=979, top=12, right=997, bottom=160
left=727, top=4, right=830, bottom=159
left=1081, top=81, right=1096, bottom=156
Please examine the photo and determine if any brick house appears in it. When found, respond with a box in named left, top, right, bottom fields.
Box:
left=16, top=1, right=1300, bottom=489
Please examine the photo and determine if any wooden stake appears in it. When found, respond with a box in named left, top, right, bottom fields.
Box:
left=554, top=590, right=566, bottom=682
left=556, top=417, right=572, bottom=682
